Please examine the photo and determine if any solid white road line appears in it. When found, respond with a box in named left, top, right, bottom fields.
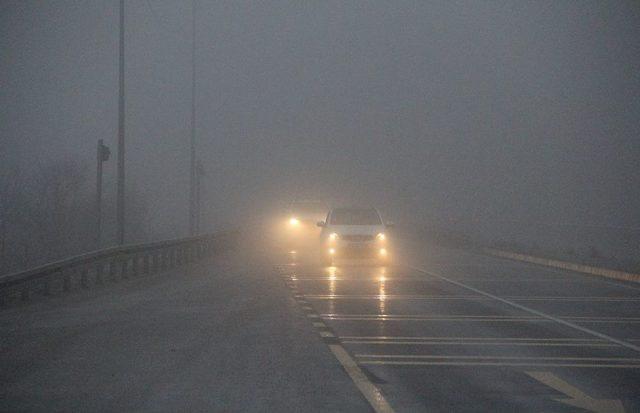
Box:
left=328, top=344, right=395, bottom=413
left=359, top=361, right=640, bottom=368
left=526, top=371, right=625, bottom=413
left=356, top=355, right=640, bottom=361
left=304, top=294, right=640, bottom=301
left=340, top=336, right=608, bottom=341
left=406, top=265, right=640, bottom=353
left=343, top=340, right=618, bottom=347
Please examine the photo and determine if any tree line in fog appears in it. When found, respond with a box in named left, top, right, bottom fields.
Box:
left=0, top=158, right=147, bottom=275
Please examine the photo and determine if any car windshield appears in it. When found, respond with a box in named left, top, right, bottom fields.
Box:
left=290, top=202, right=327, bottom=214
left=330, top=208, right=381, bottom=225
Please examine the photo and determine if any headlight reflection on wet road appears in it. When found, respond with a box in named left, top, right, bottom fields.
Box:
left=327, top=266, right=337, bottom=314
left=378, top=267, right=387, bottom=315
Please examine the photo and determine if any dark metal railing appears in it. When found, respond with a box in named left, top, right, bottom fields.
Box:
left=0, top=231, right=237, bottom=306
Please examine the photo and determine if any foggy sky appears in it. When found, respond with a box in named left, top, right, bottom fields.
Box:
left=2, top=1, right=639, bottom=240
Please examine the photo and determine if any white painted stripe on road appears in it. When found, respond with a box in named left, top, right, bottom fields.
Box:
left=325, top=317, right=546, bottom=322
left=525, top=371, right=626, bottom=412
left=407, top=265, right=640, bottom=353
left=323, top=314, right=640, bottom=321
left=344, top=340, right=617, bottom=347
left=328, top=344, right=395, bottom=413
left=340, top=336, right=607, bottom=341
left=356, top=355, right=640, bottom=361
left=359, top=361, right=640, bottom=368
left=305, top=294, right=640, bottom=302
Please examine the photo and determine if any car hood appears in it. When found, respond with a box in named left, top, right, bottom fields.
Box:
left=294, top=212, right=327, bottom=222
left=328, top=225, right=384, bottom=235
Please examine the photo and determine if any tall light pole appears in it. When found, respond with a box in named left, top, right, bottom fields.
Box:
left=195, top=160, right=204, bottom=234
left=116, top=0, right=126, bottom=245
left=96, top=140, right=111, bottom=248
left=189, top=0, right=197, bottom=236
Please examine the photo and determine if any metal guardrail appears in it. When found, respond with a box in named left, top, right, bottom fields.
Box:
left=0, top=231, right=238, bottom=305
left=484, top=248, right=640, bottom=284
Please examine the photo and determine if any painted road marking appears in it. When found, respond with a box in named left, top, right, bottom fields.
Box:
left=305, top=294, right=640, bottom=301
left=275, top=264, right=395, bottom=413
left=526, top=371, right=625, bottom=412
left=356, top=354, right=640, bottom=362
left=322, top=314, right=640, bottom=323
left=341, top=336, right=609, bottom=341
left=358, top=361, right=640, bottom=368
left=407, top=265, right=640, bottom=353
left=342, top=336, right=619, bottom=347
left=328, top=344, right=395, bottom=413
left=344, top=340, right=618, bottom=347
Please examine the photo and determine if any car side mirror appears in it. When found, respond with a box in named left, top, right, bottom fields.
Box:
left=385, top=221, right=394, bottom=228
left=317, top=221, right=325, bottom=227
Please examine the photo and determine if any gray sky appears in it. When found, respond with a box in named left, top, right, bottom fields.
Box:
left=2, top=1, right=639, bottom=239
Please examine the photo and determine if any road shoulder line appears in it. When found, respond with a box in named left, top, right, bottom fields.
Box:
left=328, top=344, right=396, bottom=413
left=484, top=248, right=640, bottom=284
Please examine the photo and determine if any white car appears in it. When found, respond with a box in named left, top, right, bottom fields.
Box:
left=317, top=207, right=391, bottom=264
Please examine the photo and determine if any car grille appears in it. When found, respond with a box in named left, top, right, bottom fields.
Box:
left=342, top=234, right=375, bottom=242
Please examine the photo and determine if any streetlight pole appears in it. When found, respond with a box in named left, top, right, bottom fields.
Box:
left=189, top=0, right=197, bottom=236
left=116, top=0, right=126, bottom=245
left=195, top=160, right=204, bottom=234
left=96, top=139, right=110, bottom=248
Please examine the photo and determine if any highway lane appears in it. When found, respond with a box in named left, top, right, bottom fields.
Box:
left=277, top=239, right=640, bottom=412
left=2, top=234, right=639, bottom=412
left=0, top=237, right=371, bottom=412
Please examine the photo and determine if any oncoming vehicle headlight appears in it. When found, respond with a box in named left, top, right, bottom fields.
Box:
left=379, top=248, right=388, bottom=256
left=376, top=233, right=386, bottom=241
left=289, top=217, right=300, bottom=226
left=329, top=233, right=338, bottom=241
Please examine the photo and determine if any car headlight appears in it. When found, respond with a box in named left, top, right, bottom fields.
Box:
left=289, top=217, right=300, bottom=226
left=376, top=233, right=386, bottom=241
left=329, top=233, right=338, bottom=241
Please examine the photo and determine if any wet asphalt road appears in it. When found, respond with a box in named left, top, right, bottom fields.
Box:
left=276, top=238, right=640, bottom=412
left=2, top=234, right=640, bottom=412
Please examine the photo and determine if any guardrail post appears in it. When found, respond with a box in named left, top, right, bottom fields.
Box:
left=80, top=267, right=89, bottom=289
left=96, top=262, right=104, bottom=285
left=143, top=254, right=150, bottom=274
left=157, top=251, right=163, bottom=271
left=109, top=259, right=117, bottom=281
left=132, top=255, right=139, bottom=276
left=121, top=257, right=128, bottom=279
left=170, top=248, right=177, bottom=268
left=63, top=270, right=72, bottom=292
left=41, top=278, right=51, bottom=296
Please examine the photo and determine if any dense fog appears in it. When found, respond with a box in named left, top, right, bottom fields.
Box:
left=1, top=1, right=639, bottom=273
